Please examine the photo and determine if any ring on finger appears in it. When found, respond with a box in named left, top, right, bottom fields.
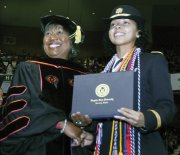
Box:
left=75, top=121, right=82, bottom=125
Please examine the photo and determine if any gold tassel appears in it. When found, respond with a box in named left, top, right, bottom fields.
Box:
left=109, top=120, right=115, bottom=155
left=74, top=25, right=81, bottom=44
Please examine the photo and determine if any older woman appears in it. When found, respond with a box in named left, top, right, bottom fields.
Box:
left=0, top=15, right=90, bottom=155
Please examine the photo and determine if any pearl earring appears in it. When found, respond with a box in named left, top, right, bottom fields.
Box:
left=136, top=34, right=140, bottom=38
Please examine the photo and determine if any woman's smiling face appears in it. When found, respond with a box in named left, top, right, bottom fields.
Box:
left=43, top=24, right=72, bottom=59
left=109, top=18, right=139, bottom=47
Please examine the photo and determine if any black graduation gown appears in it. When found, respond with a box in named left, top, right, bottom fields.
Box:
left=0, top=58, right=88, bottom=155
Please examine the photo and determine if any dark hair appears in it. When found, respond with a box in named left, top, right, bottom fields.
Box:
left=103, top=22, right=152, bottom=54
left=44, top=23, right=71, bottom=36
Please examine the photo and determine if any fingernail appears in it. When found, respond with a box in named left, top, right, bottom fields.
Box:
left=117, top=109, right=121, bottom=112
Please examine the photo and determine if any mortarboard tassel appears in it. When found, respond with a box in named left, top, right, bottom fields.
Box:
left=74, top=25, right=81, bottom=44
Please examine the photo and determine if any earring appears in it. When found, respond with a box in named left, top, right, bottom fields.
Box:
left=136, top=34, right=140, bottom=38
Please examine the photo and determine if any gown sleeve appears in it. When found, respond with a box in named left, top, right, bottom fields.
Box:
left=141, top=54, right=176, bottom=133
left=0, top=61, right=67, bottom=154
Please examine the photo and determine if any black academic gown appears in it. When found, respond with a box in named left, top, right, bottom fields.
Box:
left=0, top=57, right=88, bottom=155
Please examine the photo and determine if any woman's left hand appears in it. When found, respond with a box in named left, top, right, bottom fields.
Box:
left=114, top=107, right=145, bottom=128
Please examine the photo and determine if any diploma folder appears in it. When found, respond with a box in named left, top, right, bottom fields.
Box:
left=71, top=71, right=136, bottom=119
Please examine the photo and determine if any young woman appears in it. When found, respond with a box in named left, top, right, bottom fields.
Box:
left=0, top=15, right=92, bottom=155
left=71, top=5, right=176, bottom=155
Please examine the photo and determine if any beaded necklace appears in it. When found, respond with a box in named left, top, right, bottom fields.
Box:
left=96, top=48, right=141, bottom=155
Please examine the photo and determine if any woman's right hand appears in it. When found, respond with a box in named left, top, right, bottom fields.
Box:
left=71, top=112, right=92, bottom=127
left=57, top=120, right=82, bottom=145
left=80, top=130, right=94, bottom=147
left=71, top=131, right=94, bottom=147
